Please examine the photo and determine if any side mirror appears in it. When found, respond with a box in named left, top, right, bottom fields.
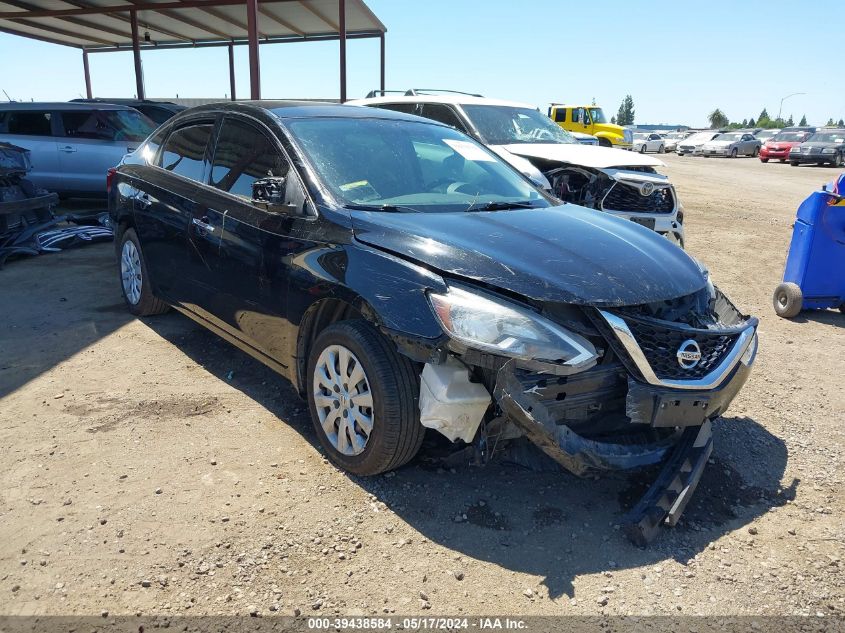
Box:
left=252, top=176, right=296, bottom=214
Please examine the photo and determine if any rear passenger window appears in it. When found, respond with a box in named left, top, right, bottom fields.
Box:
left=210, top=119, right=289, bottom=200
left=159, top=124, right=214, bottom=182
left=420, top=104, right=466, bottom=132
left=375, top=103, right=418, bottom=115
left=5, top=111, right=53, bottom=136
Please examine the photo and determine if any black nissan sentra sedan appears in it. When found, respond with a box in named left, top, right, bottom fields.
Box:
left=109, top=102, right=758, bottom=544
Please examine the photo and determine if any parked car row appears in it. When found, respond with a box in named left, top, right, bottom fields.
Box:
left=108, top=100, right=759, bottom=544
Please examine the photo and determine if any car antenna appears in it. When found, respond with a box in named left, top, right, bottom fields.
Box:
left=2, top=90, right=12, bottom=102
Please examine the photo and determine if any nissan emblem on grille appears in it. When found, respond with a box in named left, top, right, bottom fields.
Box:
left=639, top=182, right=655, bottom=197
left=676, top=339, right=702, bottom=369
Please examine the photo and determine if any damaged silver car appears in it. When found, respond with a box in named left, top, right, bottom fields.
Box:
left=109, top=102, right=757, bottom=545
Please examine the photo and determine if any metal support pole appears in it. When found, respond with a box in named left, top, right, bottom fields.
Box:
left=339, top=0, right=346, bottom=102
left=246, top=0, right=260, bottom=99
left=129, top=9, right=145, bottom=100
left=379, top=32, right=385, bottom=93
left=228, top=42, right=236, bottom=100
left=82, top=49, right=93, bottom=98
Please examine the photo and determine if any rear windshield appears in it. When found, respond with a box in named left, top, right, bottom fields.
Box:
left=61, top=109, right=156, bottom=142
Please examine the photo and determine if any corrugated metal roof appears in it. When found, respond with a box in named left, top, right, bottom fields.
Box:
left=0, top=0, right=385, bottom=50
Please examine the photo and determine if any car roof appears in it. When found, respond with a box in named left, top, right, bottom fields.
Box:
left=172, top=100, right=453, bottom=125
left=348, top=94, right=537, bottom=110
left=70, top=98, right=184, bottom=107
left=0, top=102, right=136, bottom=111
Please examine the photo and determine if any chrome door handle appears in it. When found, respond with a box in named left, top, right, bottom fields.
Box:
left=59, top=146, right=77, bottom=153
left=136, top=194, right=152, bottom=209
left=192, top=217, right=215, bottom=233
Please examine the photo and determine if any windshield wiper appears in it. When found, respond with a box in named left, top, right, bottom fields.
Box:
left=465, top=200, right=537, bottom=212
left=344, top=203, right=416, bottom=213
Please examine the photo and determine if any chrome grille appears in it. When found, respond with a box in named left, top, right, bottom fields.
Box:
left=602, top=183, right=675, bottom=214
left=619, top=315, right=739, bottom=380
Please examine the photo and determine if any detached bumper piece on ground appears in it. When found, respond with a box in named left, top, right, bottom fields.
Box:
left=0, top=142, right=112, bottom=267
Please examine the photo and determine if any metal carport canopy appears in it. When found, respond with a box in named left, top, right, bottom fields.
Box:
left=0, top=0, right=386, bottom=101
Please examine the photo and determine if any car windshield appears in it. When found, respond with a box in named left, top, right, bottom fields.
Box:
left=286, top=117, right=550, bottom=213
left=633, top=133, right=648, bottom=140
left=589, top=108, right=608, bottom=124
left=807, top=131, right=845, bottom=143
left=771, top=131, right=808, bottom=142
left=459, top=105, right=577, bottom=145
left=715, top=133, right=742, bottom=142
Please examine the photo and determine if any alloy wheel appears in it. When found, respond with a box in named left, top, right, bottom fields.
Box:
left=120, top=239, right=142, bottom=305
left=312, top=344, right=374, bottom=456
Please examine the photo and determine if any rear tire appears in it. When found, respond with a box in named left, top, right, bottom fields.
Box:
left=790, top=161, right=799, bottom=167
left=761, top=158, right=769, bottom=163
left=306, top=320, right=425, bottom=476
left=773, top=282, right=803, bottom=319
left=834, top=154, right=844, bottom=168
left=752, top=147, right=759, bottom=157
left=658, top=144, right=665, bottom=153
left=118, top=228, right=169, bottom=317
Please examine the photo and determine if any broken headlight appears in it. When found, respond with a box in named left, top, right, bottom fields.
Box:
left=428, top=286, right=597, bottom=369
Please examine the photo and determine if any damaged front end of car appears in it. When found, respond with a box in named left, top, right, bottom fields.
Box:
left=543, top=164, right=685, bottom=248
left=413, top=279, right=757, bottom=545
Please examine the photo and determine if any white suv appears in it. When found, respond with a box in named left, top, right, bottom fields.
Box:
left=349, top=91, right=685, bottom=247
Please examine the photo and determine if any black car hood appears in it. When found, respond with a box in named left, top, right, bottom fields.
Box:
left=349, top=204, right=706, bottom=307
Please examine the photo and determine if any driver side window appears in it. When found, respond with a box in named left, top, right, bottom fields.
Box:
left=210, top=118, right=290, bottom=201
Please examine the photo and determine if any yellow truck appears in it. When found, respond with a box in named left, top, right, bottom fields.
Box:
left=547, top=104, right=633, bottom=150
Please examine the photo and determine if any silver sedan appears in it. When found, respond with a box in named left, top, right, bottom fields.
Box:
left=699, top=132, right=761, bottom=158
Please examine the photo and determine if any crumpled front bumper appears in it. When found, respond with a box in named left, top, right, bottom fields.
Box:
left=493, top=351, right=752, bottom=476
left=490, top=314, right=757, bottom=543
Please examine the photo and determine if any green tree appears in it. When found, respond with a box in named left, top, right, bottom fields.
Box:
left=741, top=118, right=748, bottom=126
left=616, top=95, right=635, bottom=126
left=611, top=115, right=617, bottom=124
left=786, top=114, right=794, bottom=126
left=799, top=114, right=808, bottom=126
left=839, top=119, right=845, bottom=127
left=759, top=108, right=769, bottom=121
left=826, top=118, right=835, bottom=126
left=708, top=108, right=729, bottom=129
left=748, top=117, right=756, bottom=126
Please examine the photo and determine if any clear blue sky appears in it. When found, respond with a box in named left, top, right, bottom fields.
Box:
left=1, top=0, right=843, bottom=127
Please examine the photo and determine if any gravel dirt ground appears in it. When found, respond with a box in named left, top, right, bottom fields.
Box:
left=1, top=154, right=843, bottom=618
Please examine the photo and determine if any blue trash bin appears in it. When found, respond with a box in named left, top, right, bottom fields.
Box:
left=773, top=173, right=845, bottom=318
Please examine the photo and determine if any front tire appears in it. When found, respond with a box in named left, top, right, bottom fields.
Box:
left=761, top=158, right=769, bottom=163
left=773, top=282, right=803, bottom=319
left=307, top=320, right=425, bottom=476
left=118, top=228, right=169, bottom=317
left=730, top=148, right=738, bottom=158
left=790, top=161, right=799, bottom=167
left=834, top=154, right=844, bottom=168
